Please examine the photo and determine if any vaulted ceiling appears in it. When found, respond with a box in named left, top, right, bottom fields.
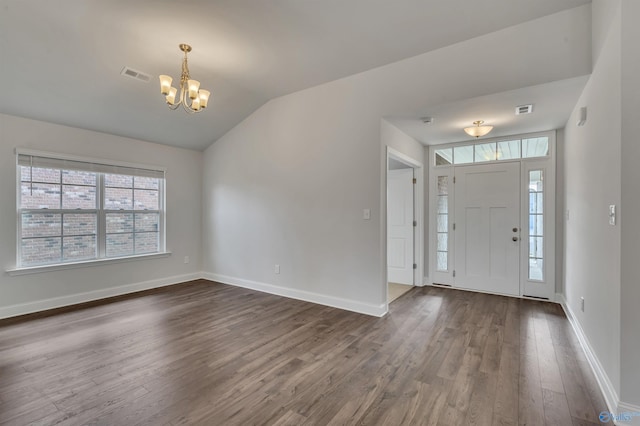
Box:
left=0, top=0, right=591, bottom=150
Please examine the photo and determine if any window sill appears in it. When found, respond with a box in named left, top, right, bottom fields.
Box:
left=5, top=252, right=172, bottom=276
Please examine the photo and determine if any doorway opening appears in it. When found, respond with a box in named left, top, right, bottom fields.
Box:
left=386, top=148, right=424, bottom=304
left=428, top=131, right=556, bottom=300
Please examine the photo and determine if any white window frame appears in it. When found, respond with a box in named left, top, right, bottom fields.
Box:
left=432, top=132, right=552, bottom=167
left=10, top=149, right=168, bottom=274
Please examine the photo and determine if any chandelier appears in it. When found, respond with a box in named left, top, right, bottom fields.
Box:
left=159, top=44, right=210, bottom=113
left=464, top=120, right=493, bottom=138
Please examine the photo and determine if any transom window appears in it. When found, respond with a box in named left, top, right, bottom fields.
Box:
left=17, top=152, right=165, bottom=268
left=435, top=136, right=549, bottom=166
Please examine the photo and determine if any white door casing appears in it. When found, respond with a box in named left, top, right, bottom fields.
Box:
left=387, top=168, right=414, bottom=285
left=454, top=162, right=521, bottom=296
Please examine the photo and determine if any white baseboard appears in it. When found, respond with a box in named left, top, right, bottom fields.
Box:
left=614, top=402, right=640, bottom=425
left=422, top=276, right=430, bottom=286
left=0, top=272, right=202, bottom=320
left=202, top=272, right=387, bottom=317
left=556, top=294, right=640, bottom=425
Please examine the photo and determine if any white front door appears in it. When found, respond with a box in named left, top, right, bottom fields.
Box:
left=454, top=162, right=520, bottom=295
left=387, top=168, right=414, bottom=285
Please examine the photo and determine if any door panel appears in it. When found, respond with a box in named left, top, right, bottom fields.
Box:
left=454, top=162, right=520, bottom=295
left=387, top=168, right=414, bottom=285
left=489, top=206, right=508, bottom=279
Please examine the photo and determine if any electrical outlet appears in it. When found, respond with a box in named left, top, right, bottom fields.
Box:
left=581, top=297, right=585, bottom=312
left=184, top=256, right=190, bottom=264
left=275, top=264, right=280, bottom=274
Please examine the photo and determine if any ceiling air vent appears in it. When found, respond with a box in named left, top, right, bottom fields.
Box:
left=515, top=104, right=533, bottom=115
left=120, top=67, right=151, bottom=83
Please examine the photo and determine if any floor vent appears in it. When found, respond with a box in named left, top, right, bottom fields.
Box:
left=432, top=283, right=452, bottom=287
left=515, top=104, right=533, bottom=115
left=522, top=295, right=549, bottom=300
left=120, top=67, right=151, bottom=83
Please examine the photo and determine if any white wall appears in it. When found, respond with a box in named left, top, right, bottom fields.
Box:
left=619, top=0, right=640, bottom=409
left=0, top=113, right=203, bottom=317
left=201, top=7, right=591, bottom=315
left=381, top=119, right=424, bottom=165
left=564, top=0, right=640, bottom=412
left=563, top=0, right=622, bottom=407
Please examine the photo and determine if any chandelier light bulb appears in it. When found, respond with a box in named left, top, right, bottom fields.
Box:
left=166, top=87, right=178, bottom=105
left=188, top=79, right=200, bottom=99
left=159, top=75, right=172, bottom=95
left=199, top=90, right=211, bottom=109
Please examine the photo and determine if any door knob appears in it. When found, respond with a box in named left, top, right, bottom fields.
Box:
left=512, top=227, right=518, bottom=232
left=512, top=236, right=519, bottom=242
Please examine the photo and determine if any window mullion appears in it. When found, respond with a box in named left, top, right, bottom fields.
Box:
left=59, top=170, right=64, bottom=263
left=132, top=180, right=136, bottom=255
left=98, top=173, right=105, bottom=259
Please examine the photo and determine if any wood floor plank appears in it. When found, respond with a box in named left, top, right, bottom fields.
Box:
left=492, top=343, right=520, bottom=425
left=533, top=316, right=565, bottom=393
left=0, top=280, right=611, bottom=425
left=463, top=371, right=499, bottom=426
left=554, top=344, right=599, bottom=422
left=542, top=388, right=573, bottom=426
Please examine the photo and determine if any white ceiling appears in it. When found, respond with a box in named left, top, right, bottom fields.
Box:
left=0, top=0, right=590, bottom=150
left=387, top=76, right=590, bottom=146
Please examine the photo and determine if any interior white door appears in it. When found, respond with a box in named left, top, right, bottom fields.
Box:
left=387, top=168, right=414, bottom=285
left=454, top=162, right=520, bottom=295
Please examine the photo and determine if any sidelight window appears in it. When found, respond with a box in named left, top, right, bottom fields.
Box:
left=436, top=176, right=449, bottom=272
left=528, top=170, right=544, bottom=281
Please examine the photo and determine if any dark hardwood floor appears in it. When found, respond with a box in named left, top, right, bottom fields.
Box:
left=0, top=280, right=612, bottom=425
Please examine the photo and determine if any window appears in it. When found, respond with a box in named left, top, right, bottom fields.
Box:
left=436, top=176, right=449, bottom=272
left=474, top=142, right=497, bottom=162
left=453, top=145, right=474, bottom=164
left=17, top=153, right=165, bottom=268
left=528, top=170, right=544, bottom=280
left=522, top=137, right=550, bottom=158
left=434, top=148, right=452, bottom=165
left=433, top=136, right=550, bottom=166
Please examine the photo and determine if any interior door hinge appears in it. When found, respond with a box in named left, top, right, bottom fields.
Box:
left=413, top=263, right=417, bottom=269
left=453, top=223, right=456, bottom=231
left=413, top=220, right=417, bottom=227
left=453, top=176, right=456, bottom=184
left=453, top=270, right=456, bottom=277
left=412, top=178, right=417, bottom=184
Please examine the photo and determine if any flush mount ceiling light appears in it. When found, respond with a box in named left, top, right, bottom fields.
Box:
left=159, top=44, right=211, bottom=113
left=464, top=120, right=493, bottom=138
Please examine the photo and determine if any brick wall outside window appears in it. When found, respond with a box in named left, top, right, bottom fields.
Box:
left=17, top=158, right=164, bottom=268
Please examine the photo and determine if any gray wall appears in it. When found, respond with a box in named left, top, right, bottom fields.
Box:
left=201, top=7, right=590, bottom=315
left=619, top=0, right=640, bottom=408
left=0, top=114, right=203, bottom=317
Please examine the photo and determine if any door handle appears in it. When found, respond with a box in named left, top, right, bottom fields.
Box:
left=512, top=236, right=519, bottom=242
left=512, top=227, right=519, bottom=232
